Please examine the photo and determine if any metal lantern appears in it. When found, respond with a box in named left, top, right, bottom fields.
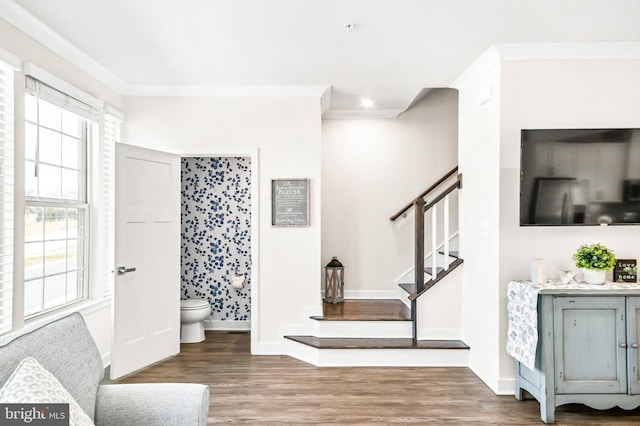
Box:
left=324, top=257, right=344, bottom=304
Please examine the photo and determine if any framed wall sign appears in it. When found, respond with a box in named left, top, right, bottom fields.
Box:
left=271, top=178, right=310, bottom=227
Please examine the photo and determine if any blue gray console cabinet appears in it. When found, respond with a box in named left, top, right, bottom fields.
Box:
left=514, top=289, right=640, bottom=423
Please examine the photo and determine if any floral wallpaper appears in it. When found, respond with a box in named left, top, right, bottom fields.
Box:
left=181, top=157, right=251, bottom=322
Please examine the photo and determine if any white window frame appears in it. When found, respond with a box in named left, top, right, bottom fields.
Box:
left=23, top=81, right=91, bottom=318
left=0, top=50, right=19, bottom=335
left=0, top=58, right=116, bottom=334
left=21, top=65, right=104, bottom=320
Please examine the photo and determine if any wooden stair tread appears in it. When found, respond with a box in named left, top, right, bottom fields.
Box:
left=399, top=283, right=415, bottom=294
left=285, top=335, right=469, bottom=350
left=311, top=299, right=411, bottom=321
left=424, top=266, right=444, bottom=275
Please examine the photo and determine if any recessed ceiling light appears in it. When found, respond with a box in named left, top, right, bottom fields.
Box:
left=360, top=98, right=374, bottom=108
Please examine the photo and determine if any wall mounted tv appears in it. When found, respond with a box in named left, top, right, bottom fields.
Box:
left=520, top=128, right=640, bottom=226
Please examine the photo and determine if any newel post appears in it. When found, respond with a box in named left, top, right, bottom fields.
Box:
left=414, top=198, right=426, bottom=295
left=412, top=198, right=425, bottom=343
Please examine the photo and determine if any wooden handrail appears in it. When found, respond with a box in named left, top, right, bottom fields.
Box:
left=389, top=166, right=458, bottom=221
left=423, top=178, right=461, bottom=212
left=408, top=258, right=464, bottom=302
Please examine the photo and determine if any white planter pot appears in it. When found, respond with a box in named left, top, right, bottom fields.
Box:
left=581, top=268, right=606, bottom=285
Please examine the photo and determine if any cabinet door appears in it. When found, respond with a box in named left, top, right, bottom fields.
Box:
left=554, top=296, right=627, bottom=394
left=628, top=297, right=640, bottom=394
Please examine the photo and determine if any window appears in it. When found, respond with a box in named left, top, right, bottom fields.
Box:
left=0, top=57, right=15, bottom=334
left=23, top=77, right=93, bottom=317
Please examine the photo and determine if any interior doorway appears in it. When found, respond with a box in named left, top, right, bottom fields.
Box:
left=176, top=148, right=259, bottom=352
left=180, top=156, right=252, bottom=330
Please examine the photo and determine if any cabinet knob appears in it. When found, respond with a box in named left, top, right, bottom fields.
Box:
left=620, top=343, right=628, bottom=348
left=633, top=343, right=639, bottom=349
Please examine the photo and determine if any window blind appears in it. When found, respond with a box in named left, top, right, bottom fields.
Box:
left=0, top=59, right=14, bottom=335
left=102, top=109, right=121, bottom=297
left=25, top=76, right=100, bottom=122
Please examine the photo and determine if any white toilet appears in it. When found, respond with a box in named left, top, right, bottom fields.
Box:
left=180, top=299, right=210, bottom=343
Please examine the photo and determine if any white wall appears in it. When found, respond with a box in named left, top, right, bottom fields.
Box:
left=2, top=14, right=324, bottom=357
left=123, top=96, right=323, bottom=350
left=454, top=44, right=640, bottom=394
left=0, top=18, right=122, bottom=362
left=498, top=57, right=640, bottom=386
left=321, top=89, right=459, bottom=297
left=452, top=48, right=503, bottom=392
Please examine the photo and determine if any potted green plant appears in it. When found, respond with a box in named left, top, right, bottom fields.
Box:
left=572, top=243, right=616, bottom=285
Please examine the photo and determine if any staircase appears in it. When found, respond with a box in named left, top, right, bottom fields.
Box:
left=284, top=299, right=468, bottom=366
left=285, top=167, right=468, bottom=366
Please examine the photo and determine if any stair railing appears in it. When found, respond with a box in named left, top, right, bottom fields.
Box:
left=392, top=169, right=463, bottom=342
left=389, top=166, right=458, bottom=221
left=412, top=176, right=462, bottom=297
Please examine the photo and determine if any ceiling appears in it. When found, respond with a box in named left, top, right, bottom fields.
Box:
left=3, top=0, right=640, bottom=118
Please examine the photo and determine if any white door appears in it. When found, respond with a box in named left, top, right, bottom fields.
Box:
left=111, top=143, right=181, bottom=379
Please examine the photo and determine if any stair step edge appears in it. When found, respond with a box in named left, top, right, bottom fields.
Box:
left=285, top=335, right=470, bottom=350
left=310, top=316, right=411, bottom=322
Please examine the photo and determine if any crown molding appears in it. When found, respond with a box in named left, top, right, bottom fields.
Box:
left=450, top=45, right=501, bottom=92
left=494, top=41, right=640, bottom=62
left=323, top=108, right=405, bottom=119
left=0, top=0, right=127, bottom=93
left=123, top=83, right=330, bottom=98
left=451, top=42, right=640, bottom=91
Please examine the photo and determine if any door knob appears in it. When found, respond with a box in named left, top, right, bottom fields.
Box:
left=117, top=266, right=137, bottom=275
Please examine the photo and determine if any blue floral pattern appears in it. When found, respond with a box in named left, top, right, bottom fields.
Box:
left=181, top=157, right=251, bottom=322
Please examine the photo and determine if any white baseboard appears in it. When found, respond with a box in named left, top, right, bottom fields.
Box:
left=101, top=352, right=111, bottom=369
left=204, top=319, right=250, bottom=331
left=468, top=362, right=500, bottom=394
left=497, top=378, right=516, bottom=395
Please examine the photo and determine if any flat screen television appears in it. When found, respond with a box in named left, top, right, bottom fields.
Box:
left=520, top=128, right=640, bottom=226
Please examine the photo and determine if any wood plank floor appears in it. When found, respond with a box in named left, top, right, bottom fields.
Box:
left=311, top=299, right=411, bottom=321
left=117, top=331, right=640, bottom=424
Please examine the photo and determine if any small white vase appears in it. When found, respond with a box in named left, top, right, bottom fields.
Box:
left=581, top=268, right=606, bottom=285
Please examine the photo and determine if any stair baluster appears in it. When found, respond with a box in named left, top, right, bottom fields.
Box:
left=408, top=173, right=463, bottom=342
